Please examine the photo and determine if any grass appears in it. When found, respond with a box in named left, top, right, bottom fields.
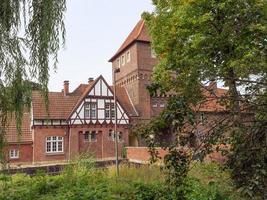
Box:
left=0, top=159, right=246, bottom=200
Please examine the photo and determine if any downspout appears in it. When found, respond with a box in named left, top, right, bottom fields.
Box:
left=68, top=125, right=71, bottom=162
left=101, top=131, right=104, bottom=159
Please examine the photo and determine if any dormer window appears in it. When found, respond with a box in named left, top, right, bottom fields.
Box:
left=126, top=51, right=131, bottom=62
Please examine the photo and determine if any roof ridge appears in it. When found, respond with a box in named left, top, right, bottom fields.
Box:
left=109, top=19, right=150, bottom=62
left=136, top=19, right=145, bottom=40
left=67, top=76, right=100, bottom=119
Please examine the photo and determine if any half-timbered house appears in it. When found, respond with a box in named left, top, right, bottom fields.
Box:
left=5, top=75, right=137, bottom=165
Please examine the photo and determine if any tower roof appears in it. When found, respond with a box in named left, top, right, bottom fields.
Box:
left=109, top=19, right=151, bottom=62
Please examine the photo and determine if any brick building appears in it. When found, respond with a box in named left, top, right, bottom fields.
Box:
left=4, top=19, right=228, bottom=165
left=5, top=76, right=136, bottom=165
left=108, top=19, right=228, bottom=147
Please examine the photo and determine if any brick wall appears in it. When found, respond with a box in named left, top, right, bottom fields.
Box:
left=126, top=147, right=168, bottom=163
left=77, top=126, right=129, bottom=159
left=6, top=143, right=33, bottom=164
left=32, top=125, right=129, bottom=164
left=33, top=127, right=69, bottom=164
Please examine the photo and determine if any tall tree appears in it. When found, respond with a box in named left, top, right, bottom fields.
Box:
left=0, top=0, right=66, bottom=163
left=142, top=0, right=267, bottom=198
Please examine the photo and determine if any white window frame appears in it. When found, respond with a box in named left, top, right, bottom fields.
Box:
left=90, top=103, right=97, bottom=119
left=121, top=54, right=125, bottom=66
left=151, top=48, right=156, bottom=58
left=46, top=136, right=64, bottom=153
left=9, top=149, right=19, bottom=159
left=160, top=103, right=165, bottom=108
left=116, top=59, right=120, bottom=68
left=152, top=102, right=158, bottom=108
left=84, top=103, right=90, bottom=118
left=84, top=102, right=97, bottom=119
left=126, top=51, right=131, bottom=62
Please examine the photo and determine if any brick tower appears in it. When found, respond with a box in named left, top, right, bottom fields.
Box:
left=109, top=19, right=160, bottom=123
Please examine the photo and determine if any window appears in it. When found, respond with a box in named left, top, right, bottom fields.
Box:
left=84, top=131, right=89, bottom=141
left=90, top=103, right=97, bottom=118
left=160, top=103, right=165, bottom=108
left=152, top=102, right=158, bottom=108
left=200, top=113, right=205, bottom=124
left=118, top=132, right=123, bottom=142
left=151, top=48, right=156, bottom=58
left=105, top=103, right=115, bottom=118
left=108, top=130, right=123, bottom=142
left=116, top=59, right=120, bottom=68
left=84, top=103, right=90, bottom=118
left=9, top=149, right=19, bottom=159
left=126, top=51, right=131, bottom=62
left=84, top=102, right=97, bottom=119
left=84, top=131, right=97, bottom=142
left=121, top=55, right=125, bottom=66
left=46, top=136, right=63, bottom=153
left=108, top=129, right=115, bottom=141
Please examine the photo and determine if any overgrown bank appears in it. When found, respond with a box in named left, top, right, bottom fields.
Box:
left=0, top=160, right=246, bottom=200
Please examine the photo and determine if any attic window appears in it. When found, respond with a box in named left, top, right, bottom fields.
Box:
left=126, top=51, right=131, bottom=62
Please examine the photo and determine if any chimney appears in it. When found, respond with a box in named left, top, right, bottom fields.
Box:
left=209, top=81, right=217, bottom=91
left=63, top=80, right=69, bottom=96
left=88, top=78, right=94, bottom=83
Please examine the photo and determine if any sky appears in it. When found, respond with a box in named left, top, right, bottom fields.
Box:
left=48, top=0, right=154, bottom=92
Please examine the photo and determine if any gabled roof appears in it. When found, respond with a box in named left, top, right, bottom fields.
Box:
left=32, top=76, right=136, bottom=120
left=109, top=19, right=151, bottom=62
left=67, top=77, right=99, bottom=119
left=5, top=113, right=32, bottom=143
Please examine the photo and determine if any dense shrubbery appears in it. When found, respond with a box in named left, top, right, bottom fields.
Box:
left=0, top=161, right=245, bottom=200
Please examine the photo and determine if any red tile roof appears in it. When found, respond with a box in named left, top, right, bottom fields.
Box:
left=109, top=19, right=151, bottom=62
left=5, top=113, right=32, bottom=143
left=110, top=86, right=138, bottom=117
left=32, top=91, right=80, bottom=119
left=32, top=76, right=136, bottom=120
